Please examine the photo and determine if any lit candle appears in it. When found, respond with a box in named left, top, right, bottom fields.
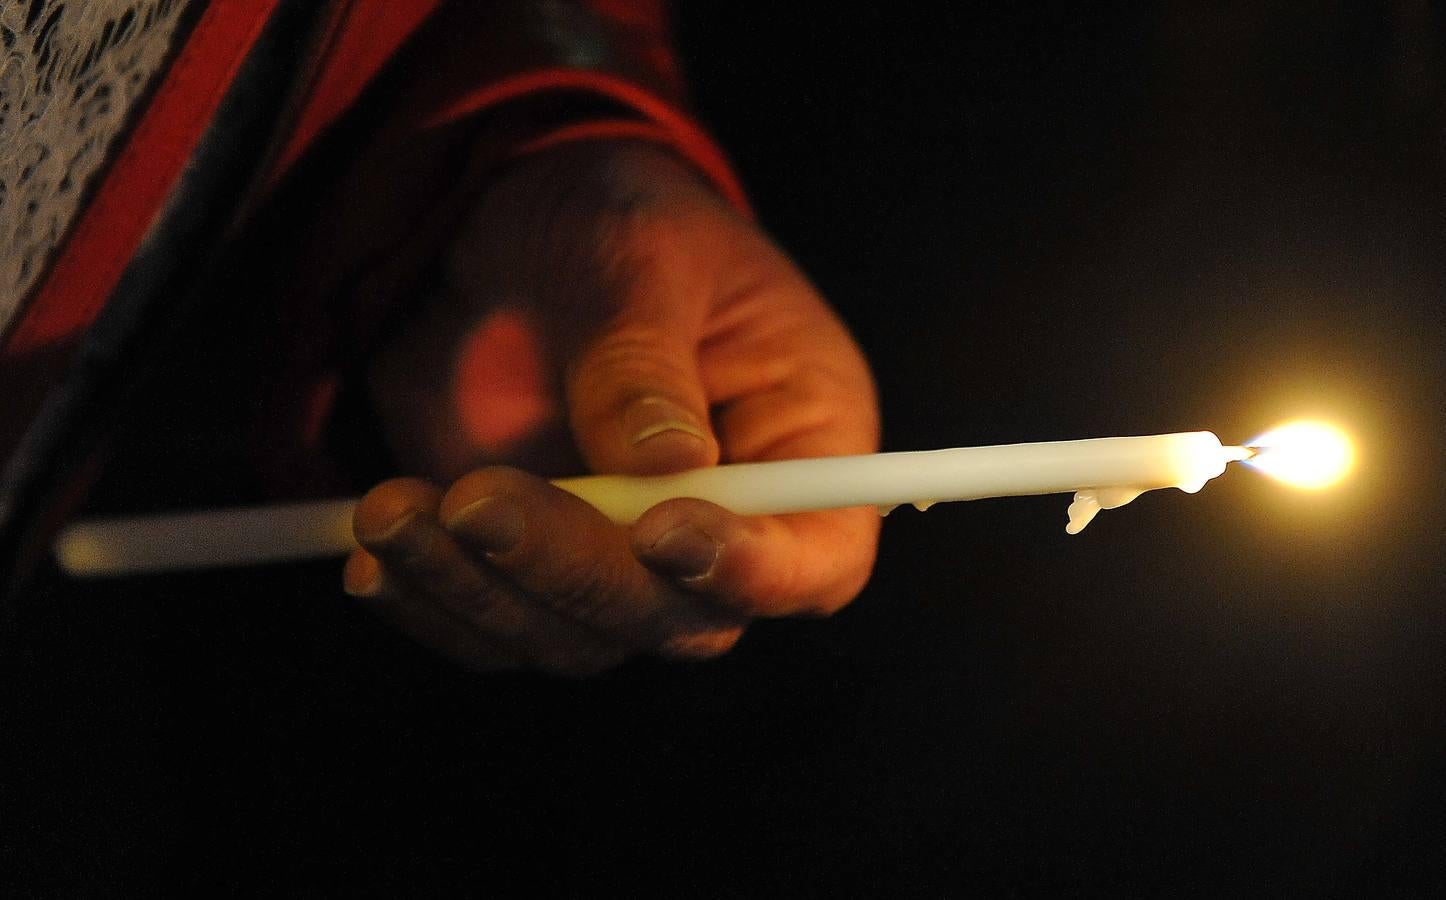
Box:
left=53, top=425, right=1349, bottom=578
left=553, top=431, right=1247, bottom=533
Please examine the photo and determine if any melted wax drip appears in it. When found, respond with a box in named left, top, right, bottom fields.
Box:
left=1064, top=445, right=1247, bottom=534
left=1065, top=486, right=1147, bottom=535
left=882, top=444, right=1249, bottom=530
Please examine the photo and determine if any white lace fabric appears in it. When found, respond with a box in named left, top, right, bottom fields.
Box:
left=0, top=0, right=194, bottom=336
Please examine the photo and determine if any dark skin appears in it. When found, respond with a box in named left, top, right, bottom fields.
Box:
left=342, top=142, right=880, bottom=675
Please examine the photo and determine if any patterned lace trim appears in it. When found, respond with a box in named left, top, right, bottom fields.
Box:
left=0, top=0, right=193, bottom=335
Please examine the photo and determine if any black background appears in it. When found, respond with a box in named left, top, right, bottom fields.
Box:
left=6, top=2, right=1446, bottom=895
left=675, top=3, right=1446, bottom=890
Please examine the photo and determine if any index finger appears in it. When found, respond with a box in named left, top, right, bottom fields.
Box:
left=654, top=286, right=881, bottom=616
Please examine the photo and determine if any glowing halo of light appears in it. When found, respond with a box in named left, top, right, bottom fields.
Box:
left=1244, top=420, right=1355, bottom=489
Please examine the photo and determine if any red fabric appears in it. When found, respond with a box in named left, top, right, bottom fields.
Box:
left=0, top=0, right=281, bottom=359
left=1, top=0, right=742, bottom=363
left=511, top=117, right=752, bottom=218
left=269, top=0, right=441, bottom=178
left=0, top=0, right=747, bottom=484
left=278, top=0, right=736, bottom=209
left=424, top=68, right=750, bottom=215
left=513, top=118, right=685, bottom=156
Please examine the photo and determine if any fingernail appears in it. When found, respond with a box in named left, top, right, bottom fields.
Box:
left=626, top=396, right=707, bottom=446
left=343, top=555, right=383, bottom=598
left=355, top=510, right=427, bottom=552
left=344, top=573, right=382, bottom=598
left=642, top=523, right=721, bottom=582
left=445, top=495, right=526, bottom=554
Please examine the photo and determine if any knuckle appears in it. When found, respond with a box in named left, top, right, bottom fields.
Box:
left=570, top=329, right=692, bottom=392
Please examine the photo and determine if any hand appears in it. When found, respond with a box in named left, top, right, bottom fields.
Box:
left=343, top=142, right=879, bottom=674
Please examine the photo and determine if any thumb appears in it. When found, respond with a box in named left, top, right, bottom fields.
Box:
left=566, top=321, right=720, bottom=476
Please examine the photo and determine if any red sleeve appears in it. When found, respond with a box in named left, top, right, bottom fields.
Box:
left=1, top=0, right=283, bottom=361
left=274, top=0, right=748, bottom=214
left=1, top=0, right=749, bottom=506
left=0, top=0, right=748, bottom=570
left=3, top=0, right=742, bottom=364
left=248, top=1, right=750, bottom=490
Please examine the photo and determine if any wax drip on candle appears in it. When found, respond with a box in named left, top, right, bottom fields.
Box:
left=878, top=501, right=938, bottom=515
left=1065, top=486, right=1147, bottom=534
left=1065, top=444, right=1253, bottom=533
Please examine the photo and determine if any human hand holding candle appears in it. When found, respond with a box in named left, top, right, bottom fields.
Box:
left=29, top=143, right=874, bottom=676
left=46, top=141, right=1358, bottom=677
left=336, top=142, right=881, bottom=673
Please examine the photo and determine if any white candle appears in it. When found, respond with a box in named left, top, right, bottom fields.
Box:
left=557, top=431, right=1247, bottom=528
left=54, top=499, right=359, bottom=578
left=53, top=431, right=1250, bottom=577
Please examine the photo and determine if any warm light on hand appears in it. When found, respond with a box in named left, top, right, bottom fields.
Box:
left=1244, top=420, right=1355, bottom=489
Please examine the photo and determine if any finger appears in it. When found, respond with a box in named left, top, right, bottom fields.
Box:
left=631, top=498, right=880, bottom=619
left=354, top=478, right=623, bottom=676
left=664, top=281, right=881, bottom=616
left=655, top=624, right=747, bottom=662
left=564, top=259, right=720, bottom=476
left=344, top=548, right=521, bottom=671
left=439, top=467, right=747, bottom=655
left=353, top=477, right=446, bottom=542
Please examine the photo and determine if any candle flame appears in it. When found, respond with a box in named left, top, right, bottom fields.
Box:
left=1243, top=420, right=1354, bottom=489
